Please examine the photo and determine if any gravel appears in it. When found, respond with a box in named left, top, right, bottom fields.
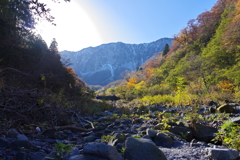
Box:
left=158, top=139, right=211, bottom=160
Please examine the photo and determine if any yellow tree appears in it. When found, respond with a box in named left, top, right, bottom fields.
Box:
left=127, top=78, right=137, bottom=89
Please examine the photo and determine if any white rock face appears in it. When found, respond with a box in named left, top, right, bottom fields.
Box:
left=60, top=38, right=172, bottom=85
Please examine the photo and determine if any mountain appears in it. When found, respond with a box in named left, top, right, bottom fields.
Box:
left=60, top=38, right=172, bottom=86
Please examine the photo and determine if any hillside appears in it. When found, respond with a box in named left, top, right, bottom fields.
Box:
left=106, top=0, right=240, bottom=105
left=60, top=38, right=172, bottom=86
left=0, top=0, right=108, bottom=130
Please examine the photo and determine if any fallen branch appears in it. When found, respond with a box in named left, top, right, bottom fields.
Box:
left=79, top=118, right=95, bottom=129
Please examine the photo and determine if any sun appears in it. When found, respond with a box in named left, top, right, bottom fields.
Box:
left=34, top=1, right=103, bottom=51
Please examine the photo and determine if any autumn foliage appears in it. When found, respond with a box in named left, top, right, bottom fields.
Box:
left=109, top=0, right=240, bottom=105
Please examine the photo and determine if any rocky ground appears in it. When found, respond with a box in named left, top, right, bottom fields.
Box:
left=0, top=106, right=240, bottom=160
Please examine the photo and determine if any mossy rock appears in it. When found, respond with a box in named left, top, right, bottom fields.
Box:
left=216, top=104, right=234, bottom=113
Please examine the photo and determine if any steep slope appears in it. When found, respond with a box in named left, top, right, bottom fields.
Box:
left=107, top=0, right=240, bottom=104
left=60, top=38, right=172, bottom=86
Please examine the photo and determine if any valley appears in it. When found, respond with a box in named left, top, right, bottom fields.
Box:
left=0, top=0, right=240, bottom=159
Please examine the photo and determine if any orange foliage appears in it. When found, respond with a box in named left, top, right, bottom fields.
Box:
left=145, top=62, right=155, bottom=68
left=143, top=62, right=156, bottom=78
left=174, top=27, right=189, bottom=46
left=164, top=55, right=171, bottom=61
left=146, top=68, right=154, bottom=79
left=217, top=80, right=235, bottom=92
left=127, top=78, right=138, bottom=88
left=167, top=40, right=180, bottom=56
left=65, top=67, right=76, bottom=74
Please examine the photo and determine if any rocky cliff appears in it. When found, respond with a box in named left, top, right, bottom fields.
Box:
left=60, top=38, right=172, bottom=86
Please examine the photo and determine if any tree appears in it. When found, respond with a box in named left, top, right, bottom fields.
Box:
left=49, top=38, right=59, bottom=54
left=162, top=44, right=170, bottom=56
left=0, top=0, right=70, bottom=29
left=0, top=0, right=70, bottom=50
left=127, top=78, right=137, bottom=89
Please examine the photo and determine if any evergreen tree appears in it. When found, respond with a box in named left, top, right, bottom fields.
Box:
left=162, top=44, right=169, bottom=56
left=49, top=38, right=59, bottom=54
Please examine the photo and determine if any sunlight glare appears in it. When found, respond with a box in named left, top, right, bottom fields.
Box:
left=35, top=1, right=102, bottom=51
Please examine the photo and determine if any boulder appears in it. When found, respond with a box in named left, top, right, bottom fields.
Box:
left=205, top=148, right=239, bottom=160
left=153, top=124, right=163, bottom=130
left=152, top=133, right=174, bottom=147
left=168, top=126, right=193, bottom=142
left=83, top=142, right=123, bottom=160
left=63, top=147, right=80, bottom=160
left=83, top=135, right=95, bottom=143
left=131, top=124, right=140, bottom=132
left=132, top=118, right=144, bottom=124
left=191, top=123, right=218, bottom=143
left=230, top=116, right=240, bottom=124
left=17, top=134, right=28, bottom=141
left=114, top=119, right=121, bottom=125
left=209, top=101, right=218, bottom=107
left=6, top=129, right=19, bottom=138
left=124, top=137, right=167, bottom=160
left=217, top=104, right=234, bottom=113
left=146, top=128, right=158, bottom=138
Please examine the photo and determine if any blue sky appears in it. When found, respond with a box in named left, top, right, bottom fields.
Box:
left=36, top=0, right=217, bottom=51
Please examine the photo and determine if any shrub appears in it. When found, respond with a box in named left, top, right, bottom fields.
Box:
left=213, top=120, right=240, bottom=150
left=132, top=135, right=141, bottom=138
left=52, top=140, right=73, bottom=159
left=101, top=135, right=114, bottom=143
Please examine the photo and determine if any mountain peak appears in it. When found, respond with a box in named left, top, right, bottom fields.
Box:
left=60, top=38, right=173, bottom=86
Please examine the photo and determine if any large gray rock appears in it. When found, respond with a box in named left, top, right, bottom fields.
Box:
left=17, top=134, right=28, bottom=141
left=205, top=148, right=239, bottom=160
left=146, top=128, right=158, bottom=138
left=191, top=123, right=218, bottom=143
left=63, top=147, right=81, bottom=160
left=7, top=129, right=19, bottom=138
left=83, top=142, right=123, bottom=160
left=124, top=137, right=167, bottom=160
left=168, top=126, right=193, bottom=142
left=231, top=116, right=240, bottom=124
left=153, top=133, right=174, bottom=147
left=60, top=38, right=173, bottom=85
left=83, top=135, right=95, bottom=143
